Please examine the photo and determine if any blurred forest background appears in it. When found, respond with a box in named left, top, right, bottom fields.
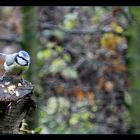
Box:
left=0, top=6, right=140, bottom=134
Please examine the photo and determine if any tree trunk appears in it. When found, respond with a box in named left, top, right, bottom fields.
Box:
left=20, top=6, right=42, bottom=129
left=127, top=7, right=140, bottom=133
left=0, top=76, right=33, bottom=134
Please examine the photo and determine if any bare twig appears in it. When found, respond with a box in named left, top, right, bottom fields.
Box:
left=39, top=23, right=103, bottom=35
left=0, top=35, right=20, bottom=44
left=39, top=23, right=128, bottom=37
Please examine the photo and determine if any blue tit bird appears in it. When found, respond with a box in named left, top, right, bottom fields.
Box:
left=0, top=50, right=30, bottom=77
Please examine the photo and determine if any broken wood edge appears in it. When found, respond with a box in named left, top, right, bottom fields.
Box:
left=0, top=76, right=34, bottom=134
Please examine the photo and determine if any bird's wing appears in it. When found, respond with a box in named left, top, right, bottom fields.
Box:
left=5, top=54, right=17, bottom=66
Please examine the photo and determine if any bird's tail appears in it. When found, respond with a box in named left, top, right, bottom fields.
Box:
left=0, top=53, right=6, bottom=60
left=0, top=53, right=6, bottom=76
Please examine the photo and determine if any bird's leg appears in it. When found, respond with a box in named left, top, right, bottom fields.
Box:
left=21, top=75, right=24, bottom=84
left=14, top=75, right=24, bottom=84
left=19, top=75, right=26, bottom=85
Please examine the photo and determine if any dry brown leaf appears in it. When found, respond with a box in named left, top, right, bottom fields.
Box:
left=87, top=92, right=95, bottom=104
left=73, top=86, right=85, bottom=102
left=55, top=84, right=64, bottom=94
left=97, top=78, right=105, bottom=90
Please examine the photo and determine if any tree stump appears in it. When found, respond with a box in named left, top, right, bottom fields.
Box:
left=0, top=76, right=34, bottom=134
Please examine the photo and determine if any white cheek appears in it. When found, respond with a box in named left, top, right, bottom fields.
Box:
left=17, top=57, right=27, bottom=65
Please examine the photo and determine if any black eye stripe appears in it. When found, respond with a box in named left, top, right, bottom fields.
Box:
left=17, top=55, right=28, bottom=62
